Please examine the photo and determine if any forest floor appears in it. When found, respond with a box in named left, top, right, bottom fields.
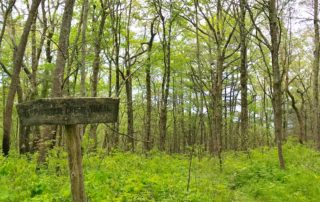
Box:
left=1, top=140, right=320, bottom=201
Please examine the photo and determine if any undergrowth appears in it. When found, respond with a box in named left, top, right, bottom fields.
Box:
left=1, top=141, right=320, bottom=201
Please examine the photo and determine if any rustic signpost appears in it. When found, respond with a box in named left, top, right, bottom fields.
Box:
left=16, top=97, right=119, bottom=202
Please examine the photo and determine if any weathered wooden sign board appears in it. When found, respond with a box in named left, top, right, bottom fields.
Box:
left=16, top=97, right=119, bottom=202
left=17, top=97, right=119, bottom=125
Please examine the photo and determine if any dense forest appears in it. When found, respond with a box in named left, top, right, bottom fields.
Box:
left=1, top=0, right=320, bottom=201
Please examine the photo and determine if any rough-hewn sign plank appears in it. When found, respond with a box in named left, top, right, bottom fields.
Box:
left=17, top=97, right=119, bottom=126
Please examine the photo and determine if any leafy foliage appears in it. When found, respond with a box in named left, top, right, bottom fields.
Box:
left=0, top=142, right=319, bottom=201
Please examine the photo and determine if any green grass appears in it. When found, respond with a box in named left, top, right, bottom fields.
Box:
left=1, top=141, right=320, bottom=201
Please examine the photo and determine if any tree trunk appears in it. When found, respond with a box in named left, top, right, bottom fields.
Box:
left=2, top=0, right=41, bottom=156
left=172, top=76, right=179, bottom=153
left=52, top=0, right=76, bottom=97
left=124, top=0, right=134, bottom=151
left=90, top=1, right=107, bottom=149
left=145, top=48, right=152, bottom=152
left=313, top=0, right=320, bottom=149
left=0, top=0, right=15, bottom=49
left=287, top=89, right=304, bottom=144
left=111, top=1, right=121, bottom=147
left=179, top=78, right=186, bottom=153
left=80, top=0, right=89, bottom=97
left=240, top=0, right=248, bottom=151
left=212, top=53, right=223, bottom=155
left=38, top=0, right=75, bottom=164
left=144, top=18, right=156, bottom=152
left=269, top=0, right=285, bottom=169
left=158, top=7, right=172, bottom=151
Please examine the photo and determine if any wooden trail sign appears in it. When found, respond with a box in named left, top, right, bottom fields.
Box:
left=17, top=97, right=119, bottom=125
left=16, top=97, right=119, bottom=202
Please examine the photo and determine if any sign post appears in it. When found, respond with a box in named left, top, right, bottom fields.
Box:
left=17, top=97, right=119, bottom=202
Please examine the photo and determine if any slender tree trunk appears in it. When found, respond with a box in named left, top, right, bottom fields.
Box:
left=240, top=0, right=248, bottom=151
left=212, top=53, right=223, bottom=155
left=38, top=0, right=75, bottom=164
left=145, top=51, right=152, bottom=152
left=287, top=89, right=304, bottom=144
left=52, top=0, right=76, bottom=97
left=194, top=0, right=205, bottom=153
left=124, top=0, right=134, bottom=151
left=313, top=0, right=320, bottom=149
left=299, top=92, right=307, bottom=142
left=224, top=83, right=228, bottom=149
left=90, top=1, right=107, bottom=149
left=269, top=0, right=285, bottom=169
left=41, top=28, right=54, bottom=98
left=2, top=0, right=41, bottom=156
left=172, top=76, right=179, bottom=153
left=80, top=0, right=89, bottom=97
left=158, top=6, right=172, bottom=151
left=180, top=78, right=186, bottom=152
left=19, top=19, right=36, bottom=154
left=144, top=18, right=156, bottom=152
left=111, top=2, right=121, bottom=147
left=0, top=0, right=15, bottom=50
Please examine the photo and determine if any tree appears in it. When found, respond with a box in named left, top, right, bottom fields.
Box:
left=153, top=0, right=175, bottom=151
left=313, top=0, right=320, bottom=149
left=89, top=0, right=108, bottom=149
left=38, top=0, right=76, bottom=163
left=247, top=0, right=285, bottom=168
left=269, top=0, right=285, bottom=168
left=144, top=17, right=157, bottom=152
left=240, top=0, right=248, bottom=151
left=2, top=0, right=41, bottom=156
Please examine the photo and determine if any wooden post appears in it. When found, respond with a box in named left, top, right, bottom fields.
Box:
left=65, top=125, right=86, bottom=202
left=16, top=98, right=119, bottom=201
